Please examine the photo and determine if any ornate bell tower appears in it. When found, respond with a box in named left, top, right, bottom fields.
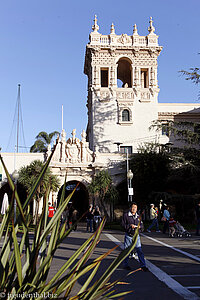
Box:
left=84, top=16, right=162, bottom=153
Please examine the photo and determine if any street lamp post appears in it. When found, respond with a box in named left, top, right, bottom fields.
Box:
left=12, top=169, right=19, bottom=223
left=127, top=169, right=133, bottom=202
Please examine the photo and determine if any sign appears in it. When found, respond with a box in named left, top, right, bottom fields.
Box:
left=128, top=188, right=134, bottom=196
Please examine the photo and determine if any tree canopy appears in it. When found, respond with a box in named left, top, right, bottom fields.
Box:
left=130, top=144, right=170, bottom=205
left=30, top=131, right=60, bottom=153
left=88, top=170, right=118, bottom=220
left=180, top=66, right=200, bottom=98
left=18, top=160, right=60, bottom=196
left=18, top=160, right=60, bottom=222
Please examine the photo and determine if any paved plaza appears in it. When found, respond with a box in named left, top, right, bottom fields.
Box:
left=1, top=224, right=199, bottom=299
left=47, top=225, right=200, bottom=300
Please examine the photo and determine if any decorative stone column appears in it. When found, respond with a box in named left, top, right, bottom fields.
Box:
left=81, top=130, right=87, bottom=162
left=61, top=129, right=66, bottom=163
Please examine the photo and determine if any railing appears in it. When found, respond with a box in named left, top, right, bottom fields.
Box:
left=90, top=34, right=150, bottom=47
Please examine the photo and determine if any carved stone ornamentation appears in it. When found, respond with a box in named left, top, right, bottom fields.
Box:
left=117, top=34, right=132, bottom=44
left=140, top=91, right=151, bottom=102
left=100, top=90, right=111, bottom=101
left=132, top=48, right=140, bottom=57
left=91, top=46, right=100, bottom=56
left=118, top=102, right=134, bottom=107
left=116, top=91, right=134, bottom=100
left=52, top=139, right=61, bottom=162
left=109, top=47, right=116, bottom=56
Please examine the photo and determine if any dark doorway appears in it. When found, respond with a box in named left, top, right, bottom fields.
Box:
left=0, top=182, right=31, bottom=214
left=57, top=181, right=89, bottom=219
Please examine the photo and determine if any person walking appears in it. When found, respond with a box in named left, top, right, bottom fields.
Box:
left=86, top=205, right=94, bottom=232
left=162, top=206, right=170, bottom=234
left=195, top=200, right=200, bottom=236
left=93, top=206, right=101, bottom=231
left=121, top=202, right=148, bottom=272
left=72, top=208, right=78, bottom=231
left=48, top=202, right=55, bottom=223
left=61, top=208, right=69, bottom=230
left=147, top=204, right=160, bottom=232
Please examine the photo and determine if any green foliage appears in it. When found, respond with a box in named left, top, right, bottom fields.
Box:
left=130, top=144, right=170, bottom=204
left=166, top=147, right=200, bottom=195
left=18, top=160, right=60, bottom=223
left=18, top=160, right=60, bottom=196
left=151, top=120, right=200, bottom=146
left=88, top=170, right=112, bottom=197
left=0, top=151, right=138, bottom=299
left=30, top=131, right=60, bottom=153
left=104, top=185, right=119, bottom=204
left=180, top=67, right=200, bottom=84
left=179, top=57, right=200, bottom=98
left=88, top=170, right=118, bottom=219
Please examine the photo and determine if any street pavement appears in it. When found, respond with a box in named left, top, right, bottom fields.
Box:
left=47, top=225, right=200, bottom=300
left=1, top=225, right=199, bottom=299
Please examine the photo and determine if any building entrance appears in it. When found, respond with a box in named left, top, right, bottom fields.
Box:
left=57, top=180, right=89, bottom=218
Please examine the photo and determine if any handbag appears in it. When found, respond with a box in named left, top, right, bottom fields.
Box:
left=161, top=216, right=166, bottom=222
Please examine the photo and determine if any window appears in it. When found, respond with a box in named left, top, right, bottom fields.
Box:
left=117, top=58, right=132, bottom=87
left=141, top=69, right=149, bottom=88
left=122, top=109, right=130, bottom=122
left=120, top=146, right=132, bottom=154
left=101, top=68, right=109, bottom=87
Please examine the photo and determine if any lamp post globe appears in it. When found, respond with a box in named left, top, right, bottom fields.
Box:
left=12, top=170, right=19, bottom=181
left=127, top=169, right=133, bottom=180
left=127, top=169, right=133, bottom=202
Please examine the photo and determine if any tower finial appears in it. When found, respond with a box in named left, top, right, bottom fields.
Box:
left=148, top=16, right=155, bottom=34
left=133, top=24, right=138, bottom=35
left=92, top=15, right=99, bottom=32
left=110, top=23, right=115, bottom=34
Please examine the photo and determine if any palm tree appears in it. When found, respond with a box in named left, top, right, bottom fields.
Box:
left=88, top=170, right=118, bottom=220
left=30, top=131, right=60, bottom=153
left=18, top=160, right=60, bottom=223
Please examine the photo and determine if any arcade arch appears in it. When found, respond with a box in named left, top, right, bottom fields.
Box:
left=0, top=182, right=31, bottom=213
left=57, top=180, right=89, bottom=218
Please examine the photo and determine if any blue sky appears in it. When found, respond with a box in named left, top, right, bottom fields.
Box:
left=0, top=0, right=199, bottom=152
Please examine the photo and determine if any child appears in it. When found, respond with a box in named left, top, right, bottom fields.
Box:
left=169, top=217, right=176, bottom=237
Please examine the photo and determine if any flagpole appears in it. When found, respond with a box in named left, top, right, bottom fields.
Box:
left=16, top=84, right=20, bottom=153
left=62, top=104, right=63, bottom=131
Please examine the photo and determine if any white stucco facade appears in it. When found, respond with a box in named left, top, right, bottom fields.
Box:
left=1, top=17, right=200, bottom=212
left=84, top=16, right=200, bottom=153
left=0, top=152, right=44, bottom=185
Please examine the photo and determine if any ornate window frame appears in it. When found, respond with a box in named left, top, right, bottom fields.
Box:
left=118, top=107, right=133, bottom=125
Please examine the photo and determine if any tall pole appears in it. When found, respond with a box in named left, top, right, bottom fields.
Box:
left=129, top=177, right=132, bottom=203
left=16, top=84, right=20, bottom=153
left=127, top=147, right=129, bottom=202
left=62, top=104, right=63, bottom=131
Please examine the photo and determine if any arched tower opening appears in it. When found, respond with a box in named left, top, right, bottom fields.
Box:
left=57, top=180, right=89, bottom=218
left=117, top=58, right=132, bottom=88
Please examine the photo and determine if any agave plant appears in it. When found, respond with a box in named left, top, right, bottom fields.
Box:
left=0, top=143, right=139, bottom=299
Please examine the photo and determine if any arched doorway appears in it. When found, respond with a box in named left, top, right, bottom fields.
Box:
left=0, top=182, right=30, bottom=214
left=57, top=180, right=89, bottom=218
